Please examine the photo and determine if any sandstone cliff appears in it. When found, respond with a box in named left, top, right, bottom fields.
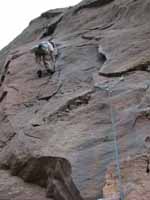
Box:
left=0, top=0, right=150, bottom=199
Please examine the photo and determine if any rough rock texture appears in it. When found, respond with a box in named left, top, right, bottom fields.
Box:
left=0, top=0, right=150, bottom=199
left=0, top=169, right=48, bottom=200
left=0, top=156, right=83, bottom=200
left=103, top=154, right=150, bottom=200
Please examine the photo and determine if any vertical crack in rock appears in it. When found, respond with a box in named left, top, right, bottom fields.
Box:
left=146, top=158, right=150, bottom=174
left=0, top=52, right=26, bottom=87
left=0, top=156, right=84, bottom=200
left=0, top=91, right=7, bottom=103
left=0, top=60, right=11, bottom=86
left=40, top=16, right=64, bottom=39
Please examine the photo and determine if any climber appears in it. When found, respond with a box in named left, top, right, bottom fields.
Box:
left=31, top=40, right=56, bottom=78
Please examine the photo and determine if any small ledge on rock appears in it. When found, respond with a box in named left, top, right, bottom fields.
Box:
left=31, top=124, right=41, bottom=127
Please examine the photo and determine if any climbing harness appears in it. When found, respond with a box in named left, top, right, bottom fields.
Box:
left=95, top=77, right=125, bottom=200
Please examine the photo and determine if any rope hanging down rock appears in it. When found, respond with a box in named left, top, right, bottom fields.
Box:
left=95, top=77, right=125, bottom=200
left=108, top=89, right=124, bottom=200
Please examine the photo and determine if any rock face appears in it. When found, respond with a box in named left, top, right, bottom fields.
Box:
left=0, top=0, right=150, bottom=199
left=0, top=156, right=83, bottom=200
left=103, top=154, right=150, bottom=200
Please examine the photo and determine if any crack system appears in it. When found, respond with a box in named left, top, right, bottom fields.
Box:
left=0, top=91, right=7, bottom=103
left=0, top=51, right=27, bottom=87
left=99, top=61, right=150, bottom=78
left=46, top=90, right=92, bottom=123
left=40, top=16, right=64, bottom=39
left=37, top=81, right=63, bottom=101
left=0, top=132, right=16, bottom=149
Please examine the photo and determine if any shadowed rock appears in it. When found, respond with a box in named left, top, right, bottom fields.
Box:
left=1, top=156, right=83, bottom=200
left=73, top=0, right=115, bottom=14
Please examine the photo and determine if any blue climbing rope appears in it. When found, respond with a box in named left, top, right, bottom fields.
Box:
left=95, top=78, right=125, bottom=200
left=108, top=89, right=124, bottom=200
